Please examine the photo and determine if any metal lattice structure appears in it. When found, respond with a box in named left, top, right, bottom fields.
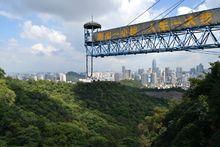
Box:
left=86, top=25, right=220, bottom=57
left=84, top=8, right=220, bottom=77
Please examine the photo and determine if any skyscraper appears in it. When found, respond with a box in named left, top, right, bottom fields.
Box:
left=196, top=63, right=204, bottom=75
left=176, top=67, right=183, bottom=80
left=138, top=69, right=145, bottom=75
left=114, top=73, right=121, bottom=81
left=122, top=66, right=125, bottom=80
left=152, top=59, right=157, bottom=72
left=190, top=68, right=196, bottom=76
left=59, top=73, right=67, bottom=82
left=125, top=69, right=132, bottom=80
left=151, top=72, right=157, bottom=85
left=141, top=73, right=147, bottom=85
left=165, top=67, right=171, bottom=84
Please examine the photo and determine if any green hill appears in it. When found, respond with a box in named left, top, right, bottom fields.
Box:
left=0, top=71, right=170, bottom=146
left=66, top=71, right=85, bottom=82
left=120, top=79, right=142, bottom=88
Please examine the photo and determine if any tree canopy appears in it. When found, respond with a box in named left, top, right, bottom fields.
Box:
left=0, top=68, right=5, bottom=78
left=0, top=76, right=170, bottom=146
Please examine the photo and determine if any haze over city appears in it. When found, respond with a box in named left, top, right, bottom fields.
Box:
left=0, top=0, right=220, bottom=73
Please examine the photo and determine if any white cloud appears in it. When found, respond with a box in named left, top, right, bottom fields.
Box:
left=177, top=6, right=192, bottom=15
left=197, top=0, right=220, bottom=11
left=37, top=13, right=55, bottom=22
left=118, top=0, right=155, bottom=23
left=30, top=43, right=59, bottom=56
left=8, top=38, right=19, bottom=47
left=1, top=0, right=118, bottom=22
left=95, top=0, right=157, bottom=29
left=0, top=10, right=21, bottom=20
left=21, top=21, right=70, bottom=46
left=21, top=21, right=72, bottom=55
left=178, top=0, right=220, bottom=14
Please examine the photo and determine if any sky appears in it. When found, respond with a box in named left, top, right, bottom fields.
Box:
left=0, top=0, right=220, bottom=73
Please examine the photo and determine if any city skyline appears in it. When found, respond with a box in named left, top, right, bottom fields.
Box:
left=117, top=59, right=206, bottom=89
left=9, top=59, right=207, bottom=89
left=6, top=58, right=208, bottom=74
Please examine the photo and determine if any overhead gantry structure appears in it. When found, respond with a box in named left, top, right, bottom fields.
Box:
left=84, top=8, right=220, bottom=77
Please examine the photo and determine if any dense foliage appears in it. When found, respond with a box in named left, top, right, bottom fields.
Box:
left=0, top=69, right=170, bottom=146
left=0, top=68, right=5, bottom=79
left=120, top=80, right=142, bottom=88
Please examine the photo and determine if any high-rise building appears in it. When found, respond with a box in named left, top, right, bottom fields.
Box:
left=45, top=73, right=55, bottom=81
left=152, top=59, right=157, bottom=72
left=33, top=75, right=38, bottom=81
left=161, top=71, right=166, bottom=84
left=196, top=63, right=204, bottom=75
left=156, top=67, right=160, bottom=78
left=138, top=69, right=145, bottom=75
left=114, top=73, right=121, bottom=81
left=165, top=67, right=171, bottom=84
left=190, top=68, right=196, bottom=77
left=134, top=74, right=141, bottom=81
left=59, top=73, right=67, bottom=82
left=93, top=72, right=115, bottom=81
left=124, top=69, right=132, bottom=80
left=176, top=67, right=183, bottom=81
left=147, top=74, right=152, bottom=83
left=151, top=72, right=157, bottom=85
left=147, top=68, right=152, bottom=74
left=171, top=70, right=177, bottom=85
left=37, top=74, right=44, bottom=80
left=141, top=73, right=147, bottom=85
left=122, top=66, right=125, bottom=80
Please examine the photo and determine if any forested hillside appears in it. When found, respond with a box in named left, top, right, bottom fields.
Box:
left=0, top=61, right=219, bottom=146
left=0, top=69, right=170, bottom=146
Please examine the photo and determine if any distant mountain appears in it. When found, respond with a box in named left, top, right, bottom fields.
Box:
left=66, top=71, right=85, bottom=82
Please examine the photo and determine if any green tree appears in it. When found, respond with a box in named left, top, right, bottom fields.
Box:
left=0, top=68, right=5, bottom=78
left=0, top=80, right=16, bottom=105
left=138, top=107, right=168, bottom=147
left=0, top=139, right=7, bottom=147
left=16, top=125, right=41, bottom=146
left=88, top=136, right=109, bottom=147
